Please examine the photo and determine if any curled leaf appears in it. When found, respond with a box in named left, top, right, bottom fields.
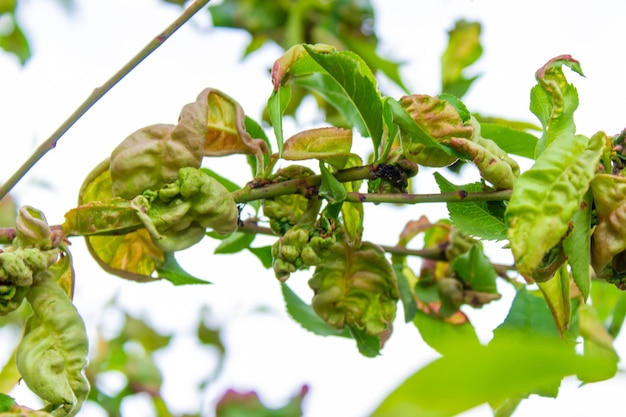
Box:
left=15, top=207, right=51, bottom=249
left=590, top=173, right=626, bottom=284
left=110, top=123, right=200, bottom=199
left=442, top=118, right=520, bottom=190
left=131, top=167, right=239, bottom=252
left=308, top=240, right=399, bottom=352
left=399, top=94, right=470, bottom=167
left=16, top=277, right=89, bottom=417
left=506, top=132, right=603, bottom=278
left=531, top=55, right=584, bottom=157
left=202, top=89, right=270, bottom=169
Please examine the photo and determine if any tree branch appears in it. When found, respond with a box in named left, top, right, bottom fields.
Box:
left=0, top=0, right=212, bottom=200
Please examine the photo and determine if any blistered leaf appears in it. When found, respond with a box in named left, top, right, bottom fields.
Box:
left=434, top=173, right=507, bottom=240
left=530, top=55, right=584, bottom=157
left=590, top=173, right=626, bottom=282
left=441, top=20, right=482, bottom=97
left=15, top=207, right=51, bottom=249
left=308, top=240, right=398, bottom=353
left=506, top=132, right=603, bottom=278
left=131, top=167, right=239, bottom=252
left=17, top=277, right=89, bottom=417
left=442, top=118, right=520, bottom=190
left=109, top=121, right=199, bottom=199
left=398, top=94, right=469, bottom=167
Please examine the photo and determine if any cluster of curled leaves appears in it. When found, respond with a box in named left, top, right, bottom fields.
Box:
left=0, top=207, right=89, bottom=417
left=5, top=19, right=626, bottom=417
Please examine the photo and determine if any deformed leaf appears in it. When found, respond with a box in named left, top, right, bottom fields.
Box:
left=590, top=173, right=626, bottom=282
left=398, top=94, right=469, bottom=167
left=131, top=167, right=239, bottom=252
left=203, top=89, right=270, bottom=166
left=530, top=55, right=584, bottom=157
left=506, top=132, right=603, bottom=279
left=308, top=240, right=398, bottom=353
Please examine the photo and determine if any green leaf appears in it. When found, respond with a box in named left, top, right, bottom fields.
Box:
left=267, top=85, right=291, bottom=156
left=282, top=127, right=352, bottom=167
left=441, top=20, right=482, bottom=97
left=371, top=331, right=589, bottom=417
left=347, top=324, right=381, bottom=358
left=318, top=162, right=347, bottom=204
left=479, top=123, right=538, bottom=160
left=303, top=45, right=384, bottom=157
left=494, top=287, right=559, bottom=338
left=506, top=132, right=604, bottom=278
left=563, top=190, right=592, bottom=300
left=434, top=173, right=507, bottom=240
left=214, top=232, right=256, bottom=255
left=451, top=245, right=498, bottom=293
left=281, top=283, right=349, bottom=338
left=157, top=252, right=210, bottom=285
left=530, top=55, right=584, bottom=157
left=393, top=264, right=417, bottom=322
left=577, top=303, right=619, bottom=383
left=0, top=15, right=31, bottom=65
left=248, top=245, right=273, bottom=269
left=413, top=310, right=480, bottom=355
left=536, top=266, right=570, bottom=335
left=0, top=393, right=15, bottom=412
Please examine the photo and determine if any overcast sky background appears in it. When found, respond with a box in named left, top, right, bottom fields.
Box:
left=2, top=0, right=626, bottom=416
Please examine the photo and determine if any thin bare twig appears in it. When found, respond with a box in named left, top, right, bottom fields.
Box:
left=0, top=0, right=212, bottom=200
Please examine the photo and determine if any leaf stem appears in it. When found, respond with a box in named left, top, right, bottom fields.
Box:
left=0, top=0, right=212, bottom=200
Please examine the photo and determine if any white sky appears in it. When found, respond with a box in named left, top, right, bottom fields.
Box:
left=2, top=0, right=626, bottom=416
